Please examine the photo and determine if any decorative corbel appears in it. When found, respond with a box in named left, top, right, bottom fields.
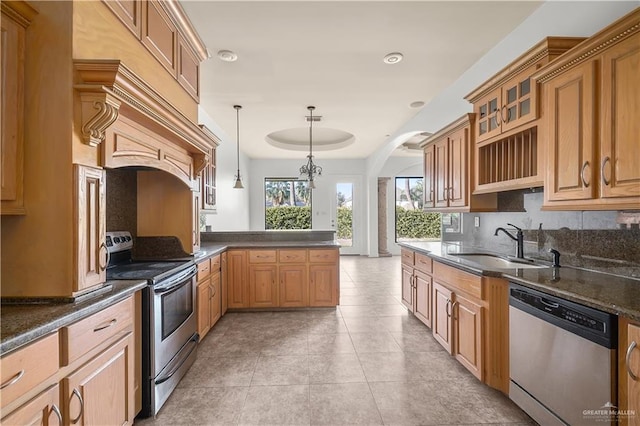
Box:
left=193, top=152, right=209, bottom=176
left=78, top=92, right=121, bottom=147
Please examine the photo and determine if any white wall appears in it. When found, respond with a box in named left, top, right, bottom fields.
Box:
left=198, top=106, right=251, bottom=231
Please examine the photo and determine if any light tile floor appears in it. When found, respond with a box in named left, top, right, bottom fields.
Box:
left=136, top=255, right=535, bottom=425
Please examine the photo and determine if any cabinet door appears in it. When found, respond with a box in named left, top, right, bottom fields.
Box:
left=400, top=265, right=414, bottom=311
left=501, top=65, right=537, bottom=133
left=453, top=293, right=483, bottom=380
left=309, top=264, right=337, bottom=307
left=1, top=384, right=62, bottom=426
left=627, top=322, right=640, bottom=426
left=600, top=34, right=640, bottom=201
left=414, top=270, right=432, bottom=328
left=545, top=61, right=597, bottom=202
left=201, top=147, right=217, bottom=210
left=279, top=265, right=308, bottom=307
left=249, top=265, right=278, bottom=308
left=196, top=279, right=211, bottom=339
left=63, top=333, right=134, bottom=426
left=221, top=252, right=228, bottom=315
left=432, top=282, right=453, bottom=353
left=0, top=12, right=26, bottom=214
left=74, top=165, right=106, bottom=293
left=423, top=144, right=435, bottom=209
left=447, top=128, right=468, bottom=208
left=474, top=89, right=502, bottom=142
left=227, top=250, right=248, bottom=309
left=209, top=272, right=221, bottom=327
left=434, top=139, right=449, bottom=208
left=192, top=192, right=200, bottom=253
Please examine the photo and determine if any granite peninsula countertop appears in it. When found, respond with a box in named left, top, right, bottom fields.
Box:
left=0, top=280, right=147, bottom=355
left=196, top=240, right=341, bottom=261
left=399, top=241, right=640, bottom=322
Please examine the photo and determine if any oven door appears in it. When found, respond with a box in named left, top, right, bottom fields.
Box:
left=150, top=265, right=198, bottom=376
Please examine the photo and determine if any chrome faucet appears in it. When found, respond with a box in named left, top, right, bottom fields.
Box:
left=494, top=223, right=524, bottom=259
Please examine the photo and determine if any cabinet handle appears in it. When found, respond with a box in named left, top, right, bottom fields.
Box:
left=70, top=388, right=84, bottom=424
left=626, top=340, right=638, bottom=381
left=451, top=301, right=459, bottom=320
left=448, top=187, right=453, bottom=201
left=501, top=105, right=509, bottom=123
left=580, top=161, right=590, bottom=188
left=99, top=242, right=110, bottom=271
left=51, top=404, right=63, bottom=424
left=601, top=156, right=611, bottom=186
left=493, top=107, right=501, bottom=125
left=445, top=299, right=451, bottom=318
left=93, top=318, right=117, bottom=332
left=0, top=369, right=24, bottom=389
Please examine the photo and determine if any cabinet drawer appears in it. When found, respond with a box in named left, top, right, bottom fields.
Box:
left=401, top=249, right=414, bottom=266
left=249, top=250, right=277, bottom=263
left=210, top=254, right=221, bottom=271
left=197, top=258, right=211, bottom=280
left=279, top=250, right=307, bottom=263
left=0, top=332, right=59, bottom=409
left=433, top=261, right=483, bottom=300
left=309, top=249, right=338, bottom=263
left=61, top=297, right=133, bottom=366
left=414, top=253, right=432, bottom=273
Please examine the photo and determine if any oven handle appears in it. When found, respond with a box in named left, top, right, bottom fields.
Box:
left=154, top=266, right=197, bottom=294
left=155, top=334, right=199, bottom=385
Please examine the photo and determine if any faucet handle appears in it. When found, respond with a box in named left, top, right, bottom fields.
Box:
left=507, top=223, right=522, bottom=231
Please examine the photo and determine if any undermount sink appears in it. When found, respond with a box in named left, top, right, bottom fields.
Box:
left=449, top=253, right=549, bottom=269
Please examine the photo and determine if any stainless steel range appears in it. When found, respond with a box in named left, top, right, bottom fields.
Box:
left=106, top=231, right=198, bottom=418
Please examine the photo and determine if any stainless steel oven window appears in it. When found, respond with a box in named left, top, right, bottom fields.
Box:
left=160, top=281, right=193, bottom=339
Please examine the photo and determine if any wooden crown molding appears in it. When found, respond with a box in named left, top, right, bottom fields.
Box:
left=161, top=0, right=209, bottom=62
left=419, top=113, right=475, bottom=148
left=74, top=60, right=219, bottom=153
left=533, top=8, right=640, bottom=83
left=464, top=37, right=586, bottom=103
left=1, top=0, right=39, bottom=28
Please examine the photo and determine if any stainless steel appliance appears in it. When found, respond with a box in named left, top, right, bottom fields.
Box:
left=509, top=283, right=617, bottom=426
left=106, top=231, right=198, bottom=418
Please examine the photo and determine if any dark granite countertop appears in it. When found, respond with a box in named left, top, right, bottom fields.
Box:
left=399, top=241, right=640, bottom=322
left=0, top=280, right=147, bottom=355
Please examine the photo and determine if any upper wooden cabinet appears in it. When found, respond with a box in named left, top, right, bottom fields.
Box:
left=1, top=1, right=38, bottom=215
left=420, top=114, right=497, bottom=212
left=465, top=37, right=584, bottom=193
left=102, top=0, right=207, bottom=101
left=534, top=9, right=640, bottom=210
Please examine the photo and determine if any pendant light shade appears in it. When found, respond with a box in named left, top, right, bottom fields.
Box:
left=299, top=106, right=322, bottom=188
left=233, top=105, right=244, bottom=189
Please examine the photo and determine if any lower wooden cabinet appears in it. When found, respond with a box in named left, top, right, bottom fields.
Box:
left=619, top=317, right=640, bottom=426
left=432, top=281, right=453, bottom=353
left=221, top=252, right=228, bottom=315
left=197, top=277, right=212, bottom=338
left=225, top=248, right=339, bottom=309
left=62, top=332, right=135, bottom=426
left=197, top=255, right=222, bottom=339
left=452, top=292, right=483, bottom=379
left=414, top=271, right=432, bottom=327
left=401, top=249, right=433, bottom=328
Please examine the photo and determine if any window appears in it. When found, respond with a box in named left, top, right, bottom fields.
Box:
left=265, top=179, right=311, bottom=229
left=395, top=177, right=442, bottom=242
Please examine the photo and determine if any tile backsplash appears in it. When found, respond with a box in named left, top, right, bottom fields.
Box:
left=443, top=190, right=640, bottom=278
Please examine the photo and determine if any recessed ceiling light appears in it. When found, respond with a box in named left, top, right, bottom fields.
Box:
left=383, top=52, right=403, bottom=65
left=409, top=101, right=425, bottom=108
left=217, top=50, right=238, bottom=62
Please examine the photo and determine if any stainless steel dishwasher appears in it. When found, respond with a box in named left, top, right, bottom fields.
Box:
left=509, top=283, right=617, bottom=426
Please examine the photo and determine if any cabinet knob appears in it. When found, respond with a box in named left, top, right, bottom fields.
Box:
left=601, top=156, right=611, bottom=186
left=626, top=340, right=638, bottom=381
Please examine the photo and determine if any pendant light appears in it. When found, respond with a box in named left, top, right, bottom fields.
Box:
left=299, top=106, right=322, bottom=189
left=233, top=105, right=244, bottom=189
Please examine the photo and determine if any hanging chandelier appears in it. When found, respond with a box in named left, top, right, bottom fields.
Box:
left=299, top=106, right=322, bottom=189
left=233, top=105, right=244, bottom=189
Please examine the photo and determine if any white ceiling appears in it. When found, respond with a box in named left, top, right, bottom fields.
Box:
left=182, top=1, right=542, bottom=160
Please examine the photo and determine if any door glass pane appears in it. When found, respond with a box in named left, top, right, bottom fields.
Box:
left=507, top=86, right=517, bottom=103
left=479, top=121, right=487, bottom=135
left=479, top=104, right=487, bottom=118
left=265, top=179, right=311, bottom=229
left=488, top=98, right=498, bottom=114
left=395, top=177, right=441, bottom=242
left=520, top=99, right=530, bottom=117
left=507, top=106, right=517, bottom=122
left=520, top=78, right=530, bottom=96
left=489, top=116, right=499, bottom=131
left=336, top=183, right=353, bottom=247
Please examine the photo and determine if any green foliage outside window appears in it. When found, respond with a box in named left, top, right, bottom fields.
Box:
left=337, top=207, right=352, bottom=240
left=395, top=206, right=441, bottom=240
left=265, top=206, right=311, bottom=229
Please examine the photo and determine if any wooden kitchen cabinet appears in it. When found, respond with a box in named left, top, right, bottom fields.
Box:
left=200, top=147, right=217, bottom=211
left=279, top=265, right=309, bottom=307
left=619, top=317, right=640, bottom=426
left=421, top=114, right=496, bottom=212
left=221, top=252, right=228, bottom=315
left=1, top=384, right=62, bottom=426
left=227, top=250, right=249, bottom=309
left=453, top=292, right=483, bottom=379
left=466, top=37, right=584, bottom=193
left=401, top=248, right=433, bottom=328
left=309, top=248, right=339, bottom=307
left=535, top=10, right=640, bottom=210
left=63, top=332, right=135, bottom=426
left=0, top=1, right=37, bottom=215
left=197, top=277, right=211, bottom=338
left=249, top=264, right=278, bottom=308
left=432, top=281, right=453, bottom=353
left=197, top=255, right=222, bottom=339
left=73, top=165, right=107, bottom=294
